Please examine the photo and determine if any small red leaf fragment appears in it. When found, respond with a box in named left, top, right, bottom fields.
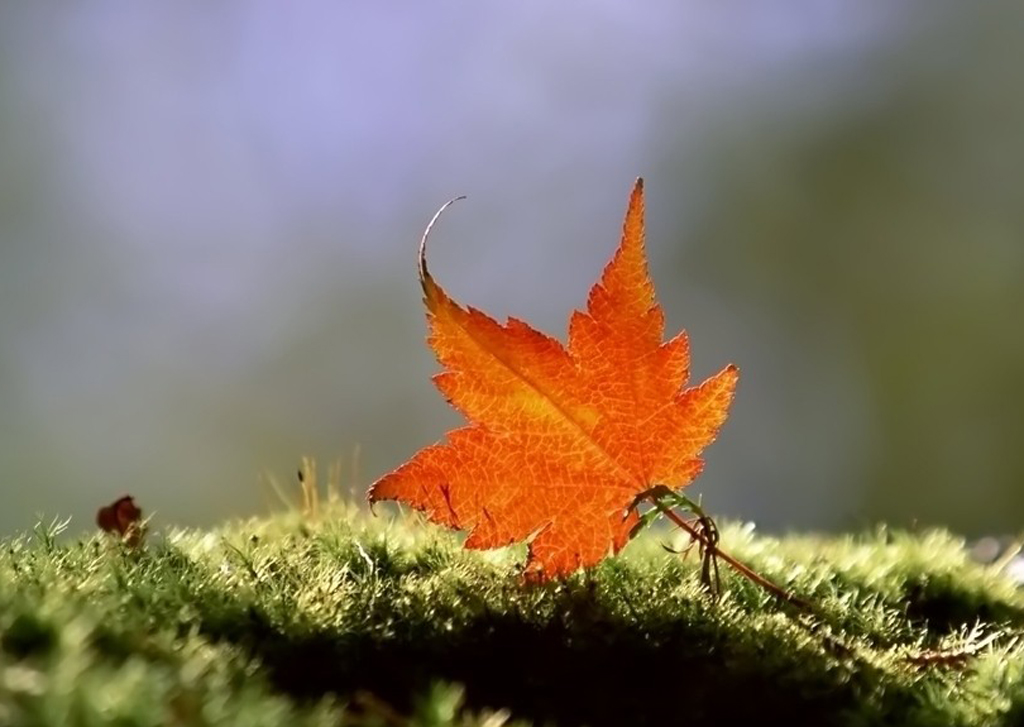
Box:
left=96, top=495, right=145, bottom=547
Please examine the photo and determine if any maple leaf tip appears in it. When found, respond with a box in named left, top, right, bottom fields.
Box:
left=628, top=177, right=645, bottom=211
left=418, top=194, right=467, bottom=297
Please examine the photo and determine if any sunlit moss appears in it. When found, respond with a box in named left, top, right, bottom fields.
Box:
left=1, top=507, right=1022, bottom=726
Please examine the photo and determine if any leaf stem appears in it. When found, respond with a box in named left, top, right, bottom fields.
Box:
left=631, top=485, right=813, bottom=612
left=653, top=499, right=810, bottom=610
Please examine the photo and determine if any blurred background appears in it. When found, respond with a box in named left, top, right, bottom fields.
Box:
left=1, top=2, right=1021, bottom=539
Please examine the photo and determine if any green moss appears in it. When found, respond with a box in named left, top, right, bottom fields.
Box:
left=2, top=507, right=1022, bottom=726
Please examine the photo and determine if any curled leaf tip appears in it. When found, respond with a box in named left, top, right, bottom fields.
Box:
left=418, top=195, right=467, bottom=296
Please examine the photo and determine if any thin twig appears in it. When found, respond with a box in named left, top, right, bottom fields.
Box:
left=628, top=485, right=814, bottom=612
left=650, top=500, right=812, bottom=611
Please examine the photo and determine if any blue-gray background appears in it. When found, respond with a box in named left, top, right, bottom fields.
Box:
left=2, top=2, right=1022, bottom=539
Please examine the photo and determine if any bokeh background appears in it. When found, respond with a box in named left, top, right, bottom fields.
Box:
left=1, top=2, right=1022, bottom=539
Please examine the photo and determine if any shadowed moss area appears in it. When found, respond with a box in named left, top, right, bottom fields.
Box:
left=2, top=505, right=1023, bottom=726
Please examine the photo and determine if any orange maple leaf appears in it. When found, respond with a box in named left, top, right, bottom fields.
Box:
left=368, top=179, right=739, bottom=580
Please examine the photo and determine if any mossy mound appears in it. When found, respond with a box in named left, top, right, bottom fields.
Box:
left=2, top=505, right=1023, bottom=726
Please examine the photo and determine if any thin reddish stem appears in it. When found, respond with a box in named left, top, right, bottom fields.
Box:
left=652, top=499, right=813, bottom=612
